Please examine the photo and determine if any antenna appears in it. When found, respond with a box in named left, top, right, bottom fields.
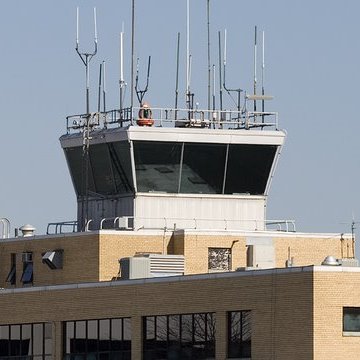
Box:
left=119, top=26, right=127, bottom=118
left=212, top=64, right=216, bottom=111
left=261, top=30, right=265, bottom=123
left=98, top=62, right=102, bottom=112
left=131, top=0, right=135, bottom=123
left=253, top=25, right=257, bottom=118
left=223, top=29, right=243, bottom=121
left=103, top=60, right=106, bottom=113
left=207, top=0, right=211, bottom=111
left=76, top=7, right=98, bottom=114
left=135, top=56, right=151, bottom=105
left=218, top=31, right=223, bottom=117
left=174, top=32, right=180, bottom=120
left=75, top=6, right=98, bottom=231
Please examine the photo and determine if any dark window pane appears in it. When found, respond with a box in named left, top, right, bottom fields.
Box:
left=156, top=316, right=167, bottom=342
left=133, top=141, right=182, bottom=193
left=344, top=307, right=360, bottom=332
left=225, top=144, right=277, bottom=195
left=6, top=264, right=16, bottom=284
left=181, top=315, right=193, bottom=343
left=228, top=311, right=252, bottom=359
left=87, top=320, right=98, bottom=353
left=10, top=325, right=20, bottom=356
left=21, top=263, right=33, bottom=284
left=75, top=321, right=86, bottom=354
left=22, top=324, right=32, bottom=356
left=168, top=315, right=180, bottom=342
left=64, top=147, right=96, bottom=196
left=99, top=319, right=110, bottom=351
left=180, top=143, right=226, bottom=194
left=89, top=143, right=115, bottom=195
left=146, top=317, right=155, bottom=340
left=108, top=142, right=134, bottom=194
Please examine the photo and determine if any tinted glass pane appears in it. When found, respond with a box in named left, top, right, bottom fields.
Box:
left=111, top=319, right=122, bottom=351
left=156, top=316, right=167, bottom=342
left=99, top=319, right=110, bottom=351
left=90, top=143, right=115, bottom=195
left=22, top=324, right=32, bottom=356
left=194, top=314, right=206, bottom=342
left=21, top=263, right=33, bottom=283
left=33, top=324, right=43, bottom=356
left=180, top=143, right=226, bottom=194
left=225, top=144, right=277, bottom=195
left=344, top=308, right=360, bottom=331
left=75, top=321, right=86, bottom=354
left=87, top=320, right=98, bottom=353
left=181, top=315, right=193, bottom=343
left=146, top=317, right=155, bottom=340
left=10, top=325, right=20, bottom=356
left=66, top=322, right=74, bottom=354
left=228, top=311, right=252, bottom=359
left=134, top=141, right=182, bottom=193
left=168, top=315, right=180, bottom=342
left=64, top=147, right=96, bottom=196
left=109, top=142, right=134, bottom=194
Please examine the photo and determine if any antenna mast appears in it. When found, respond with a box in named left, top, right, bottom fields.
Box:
left=253, top=25, right=257, bottom=120
left=131, top=0, right=135, bottom=124
left=119, top=25, right=126, bottom=119
left=174, top=32, right=180, bottom=120
left=218, top=31, right=223, bottom=116
left=261, top=30, right=265, bottom=123
left=207, top=0, right=211, bottom=111
left=75, top=7, right=98, bottom=231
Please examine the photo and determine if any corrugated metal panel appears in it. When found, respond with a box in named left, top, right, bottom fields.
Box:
left=134, top=194, right=265, bottom=231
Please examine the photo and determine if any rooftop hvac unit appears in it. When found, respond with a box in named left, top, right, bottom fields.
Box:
left=117, top=217, right=133, bottom=230
left=120, top=254, right=185, bottom=280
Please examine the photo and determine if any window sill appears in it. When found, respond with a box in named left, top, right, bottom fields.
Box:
left=343, top=331, right=360, bottom=337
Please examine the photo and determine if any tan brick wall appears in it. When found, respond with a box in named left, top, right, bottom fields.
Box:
left=274, top=235, right=353, bottom=268
left=0, top=234, right=100, bottom=288
left=98, top=232, right=173, bottom=281
left=0, top=269, right=315, bottom=360
left=313, top=270, right=360, bottom=360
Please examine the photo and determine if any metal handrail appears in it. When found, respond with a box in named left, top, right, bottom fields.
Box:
left=65, top=106, right=279, bottom=134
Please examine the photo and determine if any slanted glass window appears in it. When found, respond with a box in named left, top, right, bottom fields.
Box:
left=63, top=318, right=131, bottom=359
left=133, top=141, right=182, bottom=193
left=143, top=312, right=215, bottom=359
left=180, top=143, right=226, bottom=194
left=343, top=307, right=360, bottom=333
left=228, top=310, right=252, bottom=358
left=208, top=248, right=231, bottom=271
left=225, top=144, right=277, bottom=195
left=0, top=322, right=51, bottom=359
left=21, top=263, right=33, bottom=285
left=6, top=254, right=16, bottom=285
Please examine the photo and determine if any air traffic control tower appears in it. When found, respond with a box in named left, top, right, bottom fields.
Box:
left=60, top=104, right=285, bottom=232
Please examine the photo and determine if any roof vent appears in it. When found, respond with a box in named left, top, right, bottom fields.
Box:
left=19, top=224, right=36, bottom=237
left=321, top=255, right=340, bottom=266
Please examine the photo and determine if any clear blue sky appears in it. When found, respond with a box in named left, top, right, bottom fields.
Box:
left=0, top=1, right=359, bottom=252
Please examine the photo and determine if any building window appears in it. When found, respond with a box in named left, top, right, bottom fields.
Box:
left=343, top=307, right=360, bottom=333
left=6, top=254, right=16, bottom=285
left=143, top=312, right=215, bottom=359
left=63, top=317, right=131, bottom=359
left=21, top=252, right=33, bottom=285
left=208, top=248, right=231, bottom=271
left=228, top=310, right=252, bottom=358
left=0, top=322, right=52, bottom=359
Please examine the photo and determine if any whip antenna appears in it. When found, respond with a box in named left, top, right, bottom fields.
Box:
left=253, top=25, right=257, bottom=119
left=174, top=32, right=180, bottom=119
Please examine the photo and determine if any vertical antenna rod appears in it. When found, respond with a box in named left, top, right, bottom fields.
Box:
left=261, top=30, right=266, bottom=123
left=131, top=0, right=135, bottom=123
left=186, top=0, right=190, bottom=96
left=218, top=31, right=223, bottom=115
left=98, top=62, right=102, bottom=112
left=253, top=25, right=257, bottom=117
left=207, top=0, right=211, bottom=111
left=75, top=7, right=98, bottom=231
left=174, top=32, right=180, bottom=119
left=119, top=25, right=126, bottom=118
left=103, top=61, right=106, bottom=113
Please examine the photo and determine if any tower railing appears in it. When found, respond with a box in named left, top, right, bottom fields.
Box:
left=65, top=106, right=279, bottom=134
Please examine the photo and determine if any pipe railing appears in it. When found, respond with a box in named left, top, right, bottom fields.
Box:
left=66, top=106, right=278, bottom=134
